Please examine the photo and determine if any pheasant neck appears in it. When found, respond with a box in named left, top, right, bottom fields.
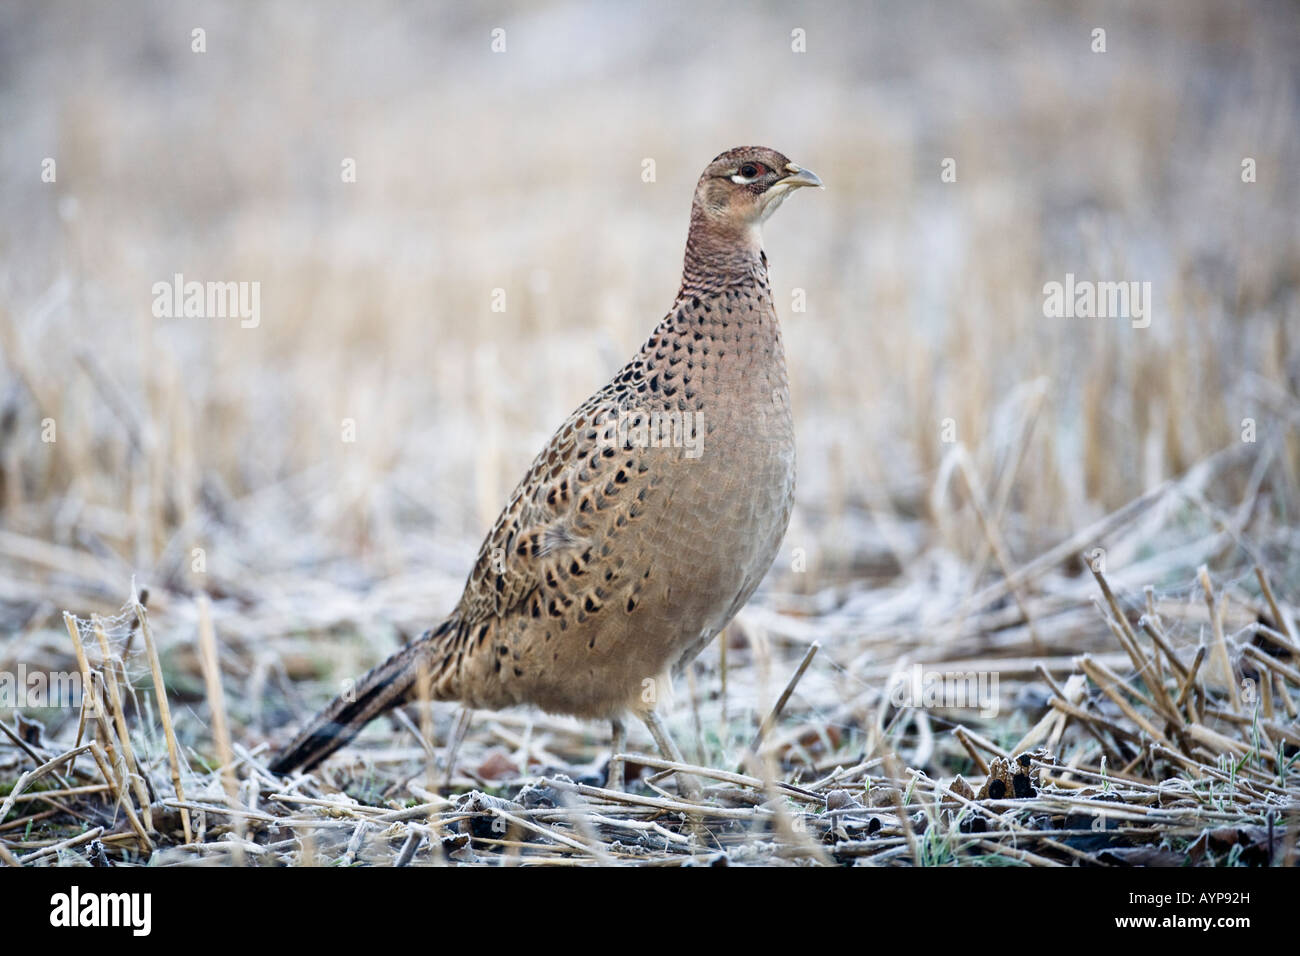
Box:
left=680, top=215, right=767, bottom=296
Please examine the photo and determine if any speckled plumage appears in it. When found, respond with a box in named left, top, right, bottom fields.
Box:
left=271, top=147, right=820, bottom=777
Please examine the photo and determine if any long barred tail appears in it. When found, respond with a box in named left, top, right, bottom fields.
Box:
left=269, top=625, right=449, bottom=775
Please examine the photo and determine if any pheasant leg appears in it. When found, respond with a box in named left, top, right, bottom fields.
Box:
left=641, top=710, right=702, bottom=801
left=606, top=717, right=627, bottom=791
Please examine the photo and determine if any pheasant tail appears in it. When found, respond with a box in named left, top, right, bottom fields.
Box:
left=268, top=621, right=457, bottom=774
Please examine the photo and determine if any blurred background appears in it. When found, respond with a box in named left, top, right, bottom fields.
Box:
left=1, top=1, right=1297, bottom=755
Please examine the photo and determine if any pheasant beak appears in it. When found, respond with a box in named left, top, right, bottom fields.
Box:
left=754, top=160, right=822, bottom=223
left=776, top=163, right=823, bottom=190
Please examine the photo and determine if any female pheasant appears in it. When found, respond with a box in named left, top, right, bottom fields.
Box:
left=270, top=147, right=822, bottom=794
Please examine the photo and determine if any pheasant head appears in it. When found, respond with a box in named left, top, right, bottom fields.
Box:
left=684, top=146, right=822, bottom=285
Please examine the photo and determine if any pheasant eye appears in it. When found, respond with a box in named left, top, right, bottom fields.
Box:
left=739, top=163, right=761, bottom=178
